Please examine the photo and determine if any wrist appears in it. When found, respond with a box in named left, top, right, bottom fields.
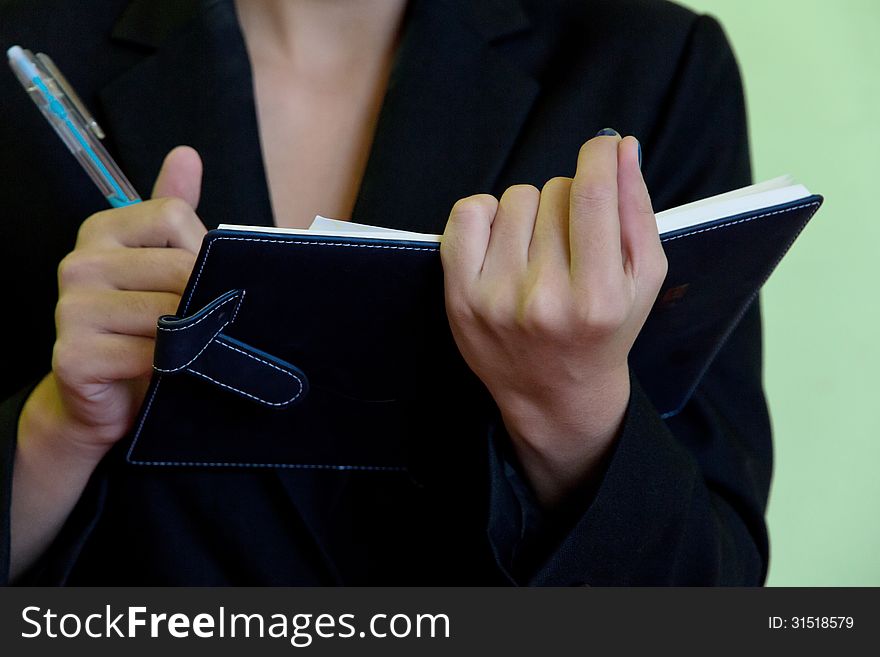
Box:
left=11, top=374, right=108, bottom=582
left=18, top=374, right=111, bottom=468
left=497, top=366, right=630, bottom=508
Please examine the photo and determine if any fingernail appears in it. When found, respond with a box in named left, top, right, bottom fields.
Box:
left=637, top=139, right=642, bottom=169
left=595, top=128, right=620, bottom=137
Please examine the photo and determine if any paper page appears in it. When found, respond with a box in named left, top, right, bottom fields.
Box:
left=655, top=181, right=810, bottom=234
left=309, top=216, right=442, bottom=242
left=218, top=176, right=811, bottom=240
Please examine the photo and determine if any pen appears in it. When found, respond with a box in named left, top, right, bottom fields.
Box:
left=7, top=45, right=141, bottom=208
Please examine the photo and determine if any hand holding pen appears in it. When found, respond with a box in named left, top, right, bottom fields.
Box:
left=7, top=44, right=205, bottom=450
left=7, top=46, right=206, bottom=578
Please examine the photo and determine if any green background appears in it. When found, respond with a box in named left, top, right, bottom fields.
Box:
left=677, top=0, right=879, bottom=585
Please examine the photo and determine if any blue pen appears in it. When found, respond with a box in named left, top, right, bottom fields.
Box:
left=7, top=45, right=140, bottom=208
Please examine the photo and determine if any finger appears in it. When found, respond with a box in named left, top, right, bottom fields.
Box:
left=53, top=333, right=157, bottom=385
left=617, top=136, right=662, bottom=282
left=57, top=248, right=197, bottom=294
left=482, top=185, right=539, bottom=277
left=528, top=177, right=571, bottom=269
left=440, top=194, right=498, bottom=289
left=151, top=145, right=203, bottom=209
left=55, top=290, right=181, bottom=338
left=569, top=133, right=624, bottom=285
left=76, top=197, right=207, bottom=254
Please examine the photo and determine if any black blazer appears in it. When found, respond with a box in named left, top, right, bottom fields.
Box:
left=0, top=0, right=771, bottom=585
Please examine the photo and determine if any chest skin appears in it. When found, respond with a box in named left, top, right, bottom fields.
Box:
left=242, top=15, right=400, bottom=229
left=251, top=62, right=393, bottom=229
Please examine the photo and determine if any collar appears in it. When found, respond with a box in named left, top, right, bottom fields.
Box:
left=100, top=0, right=539, bottom=234
left=110, top=0, right=531, bottom=50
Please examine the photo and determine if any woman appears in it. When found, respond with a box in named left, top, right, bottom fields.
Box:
left=0, top=0, right=770, bottom=585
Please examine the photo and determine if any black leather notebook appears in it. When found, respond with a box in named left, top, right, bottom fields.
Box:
left=126, top=177, right=823, bottom=470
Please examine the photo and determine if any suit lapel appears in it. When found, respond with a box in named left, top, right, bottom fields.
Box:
left=98, top=0, right=274, bottom=230
left=353, top=0, right=539, bottom=234
left=100, top=0, right=538, bottom=234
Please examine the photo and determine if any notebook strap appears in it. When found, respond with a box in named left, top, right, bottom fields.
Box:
left=153, top=289, right=309, bottom=408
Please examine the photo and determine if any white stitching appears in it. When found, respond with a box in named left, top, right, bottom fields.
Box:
left=154, top=325, right=226, bottom=373
left=157, top=292, right=242, bottom=332
left=660, top=201, right=820, bottom=243
left=126, top=376, right=163, bottom=463
left=154, top=292, right=246, bottom=373
left=128, top=458, right=404, bottom=471
left=215, top=338, right=297, bottom=378
left=183, top=236, right=436, bottom=314
left=126, top=376, right=406, bottom=472
left=185, top=358, right=304, bottom=407
left=134, top=203, right=820, bottom=467
left=127, top=377, right=401, bottom=471
left=229, top=289, right=245, bottom=324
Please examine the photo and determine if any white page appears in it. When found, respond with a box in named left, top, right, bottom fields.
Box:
left=218, top=176, right=811, bottom=240
left=218, top=218, right=442, bottom=242
left=309, top=216, right=442, bottom=242
left=655, top=177, right=810, bottom=234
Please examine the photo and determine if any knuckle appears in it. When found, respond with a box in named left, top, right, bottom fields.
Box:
left=54, top=293, right=86, bottom=328
left=158, top=195, right=191, bottom=218
left=57, top=252, right=91, bottom=287
left=570, top=180, right=617, bottom=211
left=156, top=197, right=194, bottom=235
left=481, top=306, right=513, bottom=333
left=53, top=299, right=67, bottom=328
left=445, top=294, right=475, bottom=325
left=576, top=294, right=627, bottom=333
left=52, top=340, right=84, bottom=383
left=75, top=210, right=112, bottom=244
left=55, top=294, right=95, bottom=333
left=471, top=288, right=513, bottom=330
left=517, top=288, right=565, bottom=335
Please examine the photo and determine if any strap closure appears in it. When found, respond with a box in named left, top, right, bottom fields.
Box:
left=153, top=289, right=308, bottom=408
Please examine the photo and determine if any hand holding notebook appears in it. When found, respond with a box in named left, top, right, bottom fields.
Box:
left=126, top=165, right=822, bottom=473
left=438, top=135, right=663, bottom=505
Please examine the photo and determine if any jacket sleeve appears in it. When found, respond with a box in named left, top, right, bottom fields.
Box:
left=0, top=387, right=30, bottom=585
left=485, top=14, right=772, bottom=585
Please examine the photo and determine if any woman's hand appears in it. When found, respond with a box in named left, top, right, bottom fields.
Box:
left=21, top=146, right=207, bottom=457
left=441, top=132, right=667, bottom=508
left=11, top=146, right=206, bottom=580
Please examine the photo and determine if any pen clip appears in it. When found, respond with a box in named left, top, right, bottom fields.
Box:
left=35, top=52, right=106, bottom=140
left=7, top=44, right=141, bottom=207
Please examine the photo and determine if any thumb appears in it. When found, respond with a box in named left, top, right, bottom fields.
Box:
left=151, top=146, right=203, bottom=209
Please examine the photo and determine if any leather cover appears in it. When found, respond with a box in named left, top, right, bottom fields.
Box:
left=632, top=196, right=822, bottom=416
left=126, top=195, right=823, bottom=469
left=127, top=232, right=483, bottom=471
